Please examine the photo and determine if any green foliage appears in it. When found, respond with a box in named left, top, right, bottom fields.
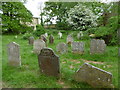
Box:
left=2, top=2, right=33, bottom=34
left=94, top=15, right=118, bottom=45
left=33, top=25, right=45, bottom=36
left=22, top=32, right=32, bottom=40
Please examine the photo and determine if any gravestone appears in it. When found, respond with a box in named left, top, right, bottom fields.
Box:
left=74, top=63, right=113, bottom=88
left=40, top=35, right=47, bottom=43
left=49, top=34, right=54, bottom=44
left=90, top=39, right=106, bottom=54
left=28, top=36, right=34, bottom=45
left=56, top=42, right=67, bottom=54
left=45, top=32, right=48, bottom=38
left=58, top=31, right=62, bottom=39
left=38, top=48, right=60, bottom=77
left=33, top=39, right=46, bottom=54
left=77, top=31, right=83, bottom=40
left=71, top=42, right=84, bottom=54
left=66, top=34, right=74, bottom=44
left=7, top=42, right=21, bottom=67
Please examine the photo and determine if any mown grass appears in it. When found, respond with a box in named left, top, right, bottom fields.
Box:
left=2, top=30, right=118, bottom=88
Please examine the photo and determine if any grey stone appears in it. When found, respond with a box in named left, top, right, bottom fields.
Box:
left=38, top=48, right=60, bottom=77
left=71, top=42, right=84, bottom=54
left=28, top=36, right=34, bottom=45
left=66, top=34, right=74, bottom=44
left=56, top=42, right=67, bottom=54
left=40, top=35, right=47, bottom=43
left=77, top=31, right=83, bottom=40
left=7, top=42, right=21, bottom=67
left=74, top=63, right=113, bottom=88
left=33, top=39, right=46, bottom=54
left=49, top=35, right=54, bottom=44
left=90, top=39, right=106, bottom=54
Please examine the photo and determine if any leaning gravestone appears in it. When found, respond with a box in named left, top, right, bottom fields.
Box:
left=90, top=39, right=106, bottom=54
left=74, top=63, right=113, bottom=88
left=7, top=42, right=21, bottom=67
left=56, top=42, right=67, bottom=54
left=28, top=36, right=34, bottom=45
left=49, top=34, right=54, bottom=44
left=71, top=42, right=84, bottom=54
left=33, top=39, right=46, bottom=55
left=40, top=35, right=47, bottom=43
left=38, top=48, right=60, bottom=77
left=66, top=34, right=74, bottom=44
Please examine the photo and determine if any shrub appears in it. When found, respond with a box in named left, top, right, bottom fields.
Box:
left=22, top=32, right=32, bottom=40
left=33, top=25, right=45, bottom=36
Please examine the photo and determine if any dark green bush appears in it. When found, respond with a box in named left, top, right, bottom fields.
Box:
left=22, top=32, right=32, bottom=40
left=33, top=25, right=45, bottom=36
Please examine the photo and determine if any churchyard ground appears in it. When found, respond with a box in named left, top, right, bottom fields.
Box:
left=2, top=29, right=118, bottom=88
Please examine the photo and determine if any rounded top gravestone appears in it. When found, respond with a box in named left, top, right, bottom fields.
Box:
left=66, top=34, right=74, bottom=44
left=38, top=48, right=60, bottom=77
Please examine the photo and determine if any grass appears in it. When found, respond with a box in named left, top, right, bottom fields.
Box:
left=2, top=30, right=118, bottom=88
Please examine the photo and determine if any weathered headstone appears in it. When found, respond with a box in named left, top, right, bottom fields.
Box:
left=66, top=34, right=74, bottom=44
left=38, top=48, right=60, bottom=77
left=77, top=31, right=83, bottom=40
left=33, top=39, right=46, bottom=54
left=58, top=31, right=62, bottom=39
left=28, top=36, right=34, bottom=45
left=90, top=39, right=106, bottom=54
left=56, top=42, right=67, bottom=54
left=49, top=34, right=54, bottom=44
left=71, top=42, right=84, bottom=54
left=74, top=63, right=113, bottom=88
left=40, top=35, right=47, bottom=43
left=45, top=32, right=48, bottom=38
left=7, top=42, right=21, bottom=67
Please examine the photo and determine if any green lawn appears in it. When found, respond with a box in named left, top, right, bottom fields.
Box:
left=2, top=31, right=118, bottom=88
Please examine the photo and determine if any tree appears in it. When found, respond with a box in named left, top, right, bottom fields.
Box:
left=66, top=3, right=98, bottom=31
left=2, top=1, right=33, bottom=34
left=43, top=2, right=78, bottom=30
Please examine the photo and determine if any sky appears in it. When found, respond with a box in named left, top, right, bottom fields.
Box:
left=24, top=0, right=49, bottom=17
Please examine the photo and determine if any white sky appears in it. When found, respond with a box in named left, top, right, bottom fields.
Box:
left=24, top=0, right=49, bottom=17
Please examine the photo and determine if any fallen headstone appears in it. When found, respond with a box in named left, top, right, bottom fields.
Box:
left=74, top=63, right=113, bottom=88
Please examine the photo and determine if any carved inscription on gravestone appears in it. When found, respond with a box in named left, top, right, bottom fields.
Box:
left=38, top=48, right=60, bottom=77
